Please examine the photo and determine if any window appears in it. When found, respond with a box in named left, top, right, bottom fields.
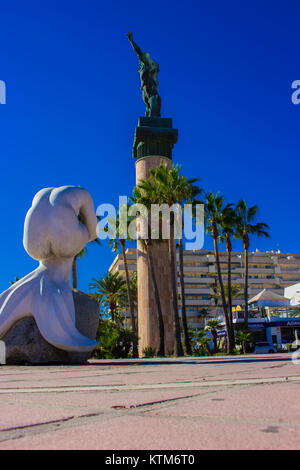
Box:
left=186, top=294, right=210, bottom=300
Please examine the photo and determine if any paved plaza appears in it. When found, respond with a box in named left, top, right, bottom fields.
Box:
left=0, top=353, right=299, bottom=450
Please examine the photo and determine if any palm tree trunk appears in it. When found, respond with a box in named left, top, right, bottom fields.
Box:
left=179, top=238, right=192, bottom=355
left=120, top=240, right=138, bottom=358
left=72, top=256, right=78, bottom=289
left=146, top=241, right=165, bottom=356
left=110, top=302, right=116, bottom=323
left=226, top=237, right=235, bottom=351
left=170, top=220, right=184, bottom=357
left=242, top=232, right=250, bottom=353
left=213, top=233, right=234, bottom=354
left=226, top=239, right=233, bottom=325
left=212, top=330, right=218, bottom=354
left=243, top=238, right=249, bottom=328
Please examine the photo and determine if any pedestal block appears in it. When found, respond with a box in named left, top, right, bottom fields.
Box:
left=133, top=117, right=178, bottom=160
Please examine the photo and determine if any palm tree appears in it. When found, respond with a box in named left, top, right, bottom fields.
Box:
left=130, top=271, right=138, bottom=330
left=89, top=272, right=127, bottom=324
left=235, top=200, right=270, bottom=328
left=176, top=175, right=202, bottom=356
left=219, top=206, right=237, bottom=331
left=205, top=319, right=223, bottom=353
left=211, top=282, right=243, bottom=348
left=236, top=330, right=252, bottom=354
left=131, top=185, right=166, bottom=356
left=204, top=192, right=235, bottom=354
left=196, top=308, right=210, bottom=324
left=211, top=283, right=243, bottom=306
left=139, top=163, right=187, bottom=356
left=106, top=204, right=138, bottom=357
left=178, top=239, right=191, bottom=355
left=194, top=330, right=211, bottom=356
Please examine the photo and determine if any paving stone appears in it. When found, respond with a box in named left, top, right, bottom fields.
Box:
left=0, top=354, right=299, bottom=450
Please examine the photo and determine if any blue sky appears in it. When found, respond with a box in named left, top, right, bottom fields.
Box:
left=0, top=0, right=299, bottom=293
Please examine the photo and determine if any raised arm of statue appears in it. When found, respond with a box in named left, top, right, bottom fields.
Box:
left=127, top=31, right=144, bottom=63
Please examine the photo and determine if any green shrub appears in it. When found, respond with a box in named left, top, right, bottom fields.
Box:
left=193, top=345, right=210, bottom=357
left=192, top=329, right=211, bottom=356
left=142, top=346, right=157, bottom=358
left=213, top=348, right=240, bottom=356
left=93, top=319, right=138, bottom=359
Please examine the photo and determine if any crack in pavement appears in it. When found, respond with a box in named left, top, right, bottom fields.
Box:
left=1, top=378, right=299, bottom=447
left=0, top=387, right=231, bottom=443
left=1, top=383, right=299, bottom=446
left=0, top=386, right=233, bottom=444
left=0, top=411, right=118, bottom=444
left=111, top=393, right=200, bottom=409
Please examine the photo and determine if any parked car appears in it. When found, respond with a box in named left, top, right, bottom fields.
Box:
left=280, top=338, right=293, bottom=351
left=254, top=341, right=276, bottom=354
left=280, top=338, right=300, bottom=351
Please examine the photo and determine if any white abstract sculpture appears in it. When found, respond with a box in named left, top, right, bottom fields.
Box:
left=0, top=341, right=5, bottom=364
left=0, top=186, right=99, bottom=352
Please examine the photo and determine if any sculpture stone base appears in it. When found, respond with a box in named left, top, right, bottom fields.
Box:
left=2, top=290, right=99, bottom=365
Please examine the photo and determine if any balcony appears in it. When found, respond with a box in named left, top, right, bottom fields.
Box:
left=184, top=288, right=213, bottom=294
left=183, top=266, right=209, bottom=273
left=117, top=263, right=137, bottom=272
left=184, top=277, right=215, bottom=284
left=186, top=299, right=212, bottom=306
left=182, top=255, right=210, bottom=263
left=280, top=268, right=300, bottom=273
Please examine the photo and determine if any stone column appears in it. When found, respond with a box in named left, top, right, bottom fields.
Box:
left=133, top=117, right=178, bottom=357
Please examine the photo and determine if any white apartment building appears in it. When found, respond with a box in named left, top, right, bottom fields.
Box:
left=284, top=283, right=300, bottom=306
left=109, top=248, right=300, bottom=329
